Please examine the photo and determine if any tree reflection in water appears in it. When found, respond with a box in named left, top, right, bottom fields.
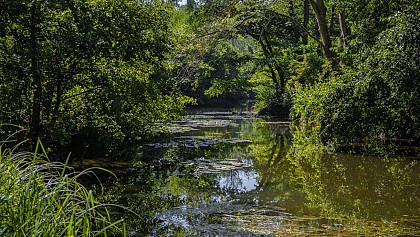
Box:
left=219, top=169, right=258, bottom=193
left=96, top=111, right=420, bottom=236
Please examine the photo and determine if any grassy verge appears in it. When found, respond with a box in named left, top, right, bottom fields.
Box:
left=0, top=140, right=126, bottom=236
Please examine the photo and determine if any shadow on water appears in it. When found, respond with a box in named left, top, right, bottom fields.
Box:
left=94, top=108, right=420, bottom=236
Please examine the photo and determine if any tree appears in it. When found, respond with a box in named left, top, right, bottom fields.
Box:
left=292, top=8, right=420, bottom=151
left=0, top=0, right=188, bottom=158
left=173, top=0, right=302, bottom=108
left=307, top=0, right=334, bottom=60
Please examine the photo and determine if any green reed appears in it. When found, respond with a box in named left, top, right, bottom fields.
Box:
left=0, top=140, right=125, bottom=236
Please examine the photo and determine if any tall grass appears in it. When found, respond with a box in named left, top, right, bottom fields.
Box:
left=0, top=140, right=126, bottom=236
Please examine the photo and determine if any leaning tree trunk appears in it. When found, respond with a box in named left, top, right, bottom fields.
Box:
left=263, top=35, right=286, bottom=92
left=308, top=0, right=335, bottom=60
left=339, top=11, right=350, bottom=48
left=260, top=40, right=281, bottom=96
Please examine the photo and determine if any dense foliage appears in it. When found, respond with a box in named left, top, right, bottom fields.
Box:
left=2, top=0, right=420, bottom=235
left=292, top=7, right=420, bottom=150
left=180, top=0, right=304, bottom=110
left=1, top=0, right=419, bottom=156
left=0, top=0, right=190, bottom=158
left=174, top=0, right=420, bottom=152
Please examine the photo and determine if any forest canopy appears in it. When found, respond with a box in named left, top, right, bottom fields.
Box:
left=0, top=0, right=192, bottom=158
left=175, top=0, right=420, bottom=152
left=0, top=0, right=419, bottom=157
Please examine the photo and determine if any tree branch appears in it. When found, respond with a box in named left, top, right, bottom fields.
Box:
left=61, top=86, right=103, bottom=102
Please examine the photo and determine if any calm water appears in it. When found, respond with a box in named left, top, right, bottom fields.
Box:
left=102, top=109, right=420, bottom=236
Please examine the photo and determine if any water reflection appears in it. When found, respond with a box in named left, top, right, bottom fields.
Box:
left=219, top=170, right=259, bottom=193
left=99, top=110, right=420, bottom=236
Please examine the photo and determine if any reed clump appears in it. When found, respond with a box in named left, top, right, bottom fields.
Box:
left=0, top=140, right=125, bottom=236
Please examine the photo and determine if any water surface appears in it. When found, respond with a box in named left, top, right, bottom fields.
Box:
left=102, top=109, right=420, bottom=236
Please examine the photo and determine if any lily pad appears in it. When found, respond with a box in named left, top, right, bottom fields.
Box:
left=181, top=158, right=252, bottom=176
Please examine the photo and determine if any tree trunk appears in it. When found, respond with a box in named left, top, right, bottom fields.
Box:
left=51, top=78, right=63, bottom=125
left=308, top=0, right=335, bottom=60
left=268, top=63, right=281, bottom=96
left=258, top=38, right=281, bottom=96
left=263, top=35, right=285, bottom=92
left=339, top=11, right=350, bottom=48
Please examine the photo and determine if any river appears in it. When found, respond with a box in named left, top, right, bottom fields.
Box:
left=99, top=108, right=420, bottom=236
